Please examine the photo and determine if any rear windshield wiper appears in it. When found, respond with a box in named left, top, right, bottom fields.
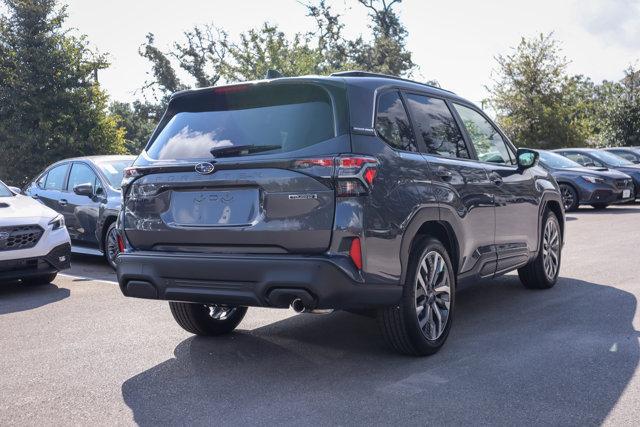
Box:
left=210, top=144, right=282, bottom=158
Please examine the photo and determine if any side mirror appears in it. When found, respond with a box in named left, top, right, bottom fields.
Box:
left=8, top=186, right=21, bottom=194
left=73, top=183, right=94, bottom=197
left=516, top=148, right=538, bottom=170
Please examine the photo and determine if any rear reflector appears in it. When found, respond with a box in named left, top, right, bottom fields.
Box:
left=349, top=238, right=363, bottom=270
left=117, top=234, right=125, bottom=253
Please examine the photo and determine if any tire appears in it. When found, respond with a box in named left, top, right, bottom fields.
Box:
left=559, top=184, right=579, bottom=212
left=518, top=211, right=561, bottom=289
left=377, top=237, right=455, bottom=356
left=22, top=273, right=57, bottom=286
left=103, top=222, right=119, bottom=270
left=591, top=203, right=609, bottom=210
left=169, top=302, right=248, bottom=336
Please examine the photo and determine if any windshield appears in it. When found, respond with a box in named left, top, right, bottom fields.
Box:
left=95, top=159, right=134, bottom=189
left=538, top=151, right=582, bottom=169
left=146, top=83, right=343, bottom=161
left=590, top=150, right=634, bottom=166
left=0, top=181, right=14, bottom=197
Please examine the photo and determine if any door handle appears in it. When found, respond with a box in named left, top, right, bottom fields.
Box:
left=491, top=174, right=503, bottom=186
left=59, top=199, right=68, bottom=206
left=435, top=167, right=453, bottom=181
left=31, top=194, right=39, bottom=199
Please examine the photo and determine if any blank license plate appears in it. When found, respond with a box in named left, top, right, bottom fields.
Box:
left=167, top=188, right=259, bottom=226
left=623, top=189, right=631, bottom=198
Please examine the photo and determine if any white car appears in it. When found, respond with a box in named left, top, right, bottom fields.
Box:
left=0, top=180, right=71, bottom=285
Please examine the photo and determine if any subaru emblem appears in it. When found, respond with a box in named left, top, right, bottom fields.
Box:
left=0, top=232, right=9, bottom=240
left=195, top=162, right=215, bottom=175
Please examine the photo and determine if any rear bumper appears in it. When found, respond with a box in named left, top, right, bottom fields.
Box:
left=117, top=251, right=402, bottom=310
left=0, top=243, right=71, bottom=281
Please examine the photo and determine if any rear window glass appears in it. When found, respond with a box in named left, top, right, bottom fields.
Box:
left=44, top=164, right=68, bottom=191
left=95, top=159, right=134, bottom=189
left=147, top=83, right=340, bottom=160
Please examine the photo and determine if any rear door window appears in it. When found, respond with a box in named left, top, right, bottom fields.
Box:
left=404, top=94, right=469, bottom=159
left=44, top=164, right=68, bottom=191
left=375, top=91, right=417, bottom=152
left=147, top=83, right=342, bottom=160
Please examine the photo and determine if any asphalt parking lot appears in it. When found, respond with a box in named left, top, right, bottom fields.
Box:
left=1, top=206, right=639, bottom=425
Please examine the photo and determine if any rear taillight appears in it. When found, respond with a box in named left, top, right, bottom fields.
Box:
left=121, top=167, right=143, bottom=188
left=335, top=155, right=378, bottom=196
left=293, top=155, right=379, bottom=196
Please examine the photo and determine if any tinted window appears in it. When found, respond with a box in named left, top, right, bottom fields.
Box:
left=95, top=159, right=133, bottom=189
left=454, top=104, right=513, bottom=165
left=538, top=151, right=582, bottom=169
left=405, top=94, right=468, bottom=158
left=37, top=173, right=47, bottom=188
left=590, top=150, right=634, bottom=166
left=0, top=181, right=13, bottom=197
left=611, top=151, right=638, bottom=162
left=375, top=91, right=416, bottom=151
left=147, top=83, right=339, bottom=160
left=44, top=164, right=68, bottom=191
left=68, top=163, right=97, bottom=193
left=563, top=153, right=602, bottom=167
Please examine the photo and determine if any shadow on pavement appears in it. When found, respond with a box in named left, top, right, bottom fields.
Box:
left=67, top=253, right=116, bottom=282
left=0, top=281, right=69, bottom=315
left=122, top=276, right=638, bottom=425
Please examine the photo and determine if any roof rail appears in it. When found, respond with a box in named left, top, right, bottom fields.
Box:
left=330, top=70, right=455, bottom=94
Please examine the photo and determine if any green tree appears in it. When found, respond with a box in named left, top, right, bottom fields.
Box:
left=352, top=0, right=416, bottom=76
left=0, top=0, right=125, bottom=185
left=223, top=23, right=323, bottom=81
left=109, top=101, right=162, bottom=154
left=486, top=33, right=592, bottom=148
left=138, top=0, right=416, bottom=100
left=596, top=66, right=640, bottom=146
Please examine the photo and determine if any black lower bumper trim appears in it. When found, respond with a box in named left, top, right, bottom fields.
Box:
left=117, top=251, right=402, bottom=310
left=0, top=243, right=71, bottom=281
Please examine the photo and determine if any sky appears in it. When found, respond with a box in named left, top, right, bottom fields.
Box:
left=63, top=0, right=640, bottom=108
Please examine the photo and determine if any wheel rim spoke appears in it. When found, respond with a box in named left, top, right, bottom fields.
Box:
left=541, top=219, right=560, bottom=280
left=415, top=250, right=451, bottom=341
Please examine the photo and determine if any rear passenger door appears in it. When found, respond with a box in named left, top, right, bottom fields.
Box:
left=403, top=93, right=496, bottom=278
left=452, top=103, right=539, bottom=273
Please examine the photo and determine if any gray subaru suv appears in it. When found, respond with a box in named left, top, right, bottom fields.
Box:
left=117, top=72, right=565, bottom=356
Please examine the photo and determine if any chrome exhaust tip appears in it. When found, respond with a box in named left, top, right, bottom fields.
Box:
left=291, top=298, right=306, bottom=313
left=290, top=298, right=333, bottom=314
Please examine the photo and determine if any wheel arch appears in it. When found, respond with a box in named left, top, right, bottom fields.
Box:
left=540, top=192, right=565, bottom=246
left=99, top=216, right=118, bottom=252
left=400, top=207, right=461, bottom=283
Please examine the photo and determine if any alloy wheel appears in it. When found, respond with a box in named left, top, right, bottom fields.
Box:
left=560, top=185, right=575, bottom=210
left=542, top=218, right=560, bottom=280
left=415, top=251, right=451, bottom=341
left=207, top=305, right=237, bottom=321
left=106, top=227, right=120, bottom=267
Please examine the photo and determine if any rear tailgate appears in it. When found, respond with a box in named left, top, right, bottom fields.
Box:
left=123, top=163, right=337, bottom=253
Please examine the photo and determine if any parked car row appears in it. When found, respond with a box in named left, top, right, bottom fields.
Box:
left=1, top=71, right=637, bottom=356
left=19, top=155, right=136, bottom=269
left=536, top=150, right=636, bottom=211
